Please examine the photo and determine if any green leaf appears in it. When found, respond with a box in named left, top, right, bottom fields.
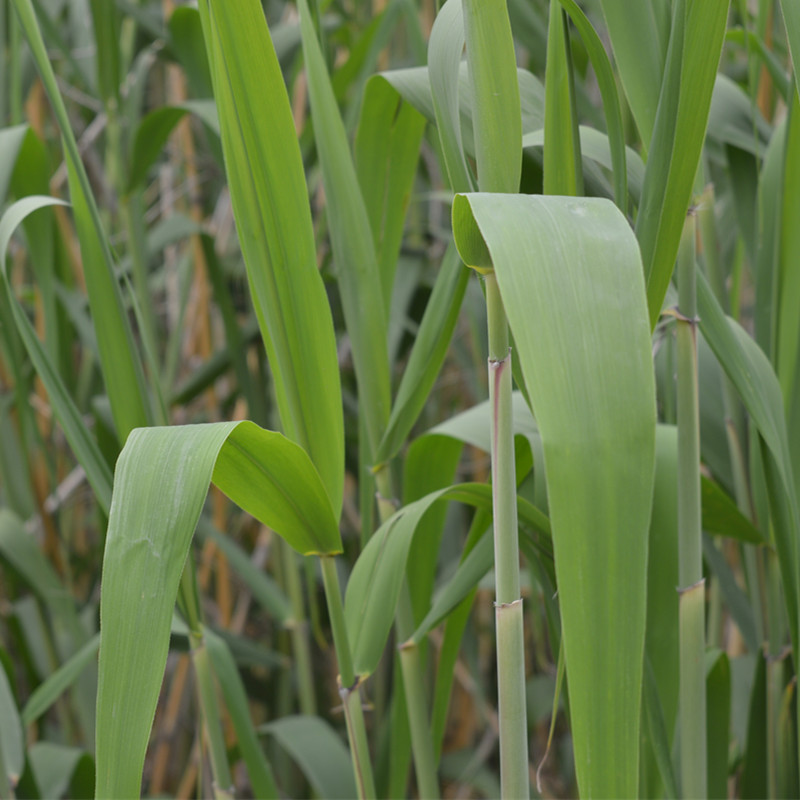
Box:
left=706, top=649, right=731, bottom=800
left=636, top=0, right=730, bottom=328
left=13, top=0, right=153, bottom=441
left=199, top=0, right=345, bottom=515
left=261, top=716, right=357, bottom=800
left=597, top=0, right=669, bottom=148
left=0, top=124, right=28, bottom=204
left=0, top=197, right=114, bottom=513
left=428, top=0, right=474, bottom=193
left=355, top=76, right=425, bottom=309
left=697, top=272, right=800, bottom=650
left=21, top=635, right=100, bottom=727
left=544, top=0, right=582, bottom=196
left=555, top=0, right=627, bottom=209
left=453, top=193, right=656, bottom=797
left=95, top=421, right=341, bottom=798
left=462, top=0, right=521, bottom=193
left=297, top=0, right=391, bottom=458
left=345, top=482, right=550, bottom=676
left=28, top=743, right=95, bottom=800
left=206, top=631, right=278, bottom=799
left=376, top=243, right=469, bottom=463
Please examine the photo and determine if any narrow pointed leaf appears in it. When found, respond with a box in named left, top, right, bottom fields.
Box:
left=297, top=0, right=391, bottom=457
left=453, top=193, right=656, bottom=798
left=200, top=0, right=344, bottom=515
left=12, top=0, right=152, bottom=441
left=0, top=197, right=113, bottom=513
left=428, top=0, right=474, bottom=193
left=637, top=0, right=730, bottom=328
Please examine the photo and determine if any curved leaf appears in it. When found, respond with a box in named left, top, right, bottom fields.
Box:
left=453, top=193, right=656, bottom=798
left=95, top=421, right=340, bottom=799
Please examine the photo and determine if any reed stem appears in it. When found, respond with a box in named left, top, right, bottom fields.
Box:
left=676, top=211, right=707, bottom=799
left=320, top=555, right=376, bottom=800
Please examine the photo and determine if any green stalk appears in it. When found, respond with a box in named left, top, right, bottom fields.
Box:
left=486, top=272, right=529, bottom=799
left=676, top=211, right=707, bottom=800
left=281, top=541, right=317, bottom=716
left=461, top=0, right=528, bottom=792
left=178, top=566, right=234, bottom=799
left=375, top=466, right=439, bottom=799
left=320, top=556, right=376, bottom=800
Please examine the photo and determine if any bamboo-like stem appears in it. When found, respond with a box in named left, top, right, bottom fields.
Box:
left=486, top=272, right=529, bottom=799
left=178, top=566, right=234, bottom=798
left=676, top=211, right=707, bottom=800
left=319, top=555, right=376, bottom=800
left=375, top=466, right=439, bottom=798
left=282, top=541, right=317, bottom=716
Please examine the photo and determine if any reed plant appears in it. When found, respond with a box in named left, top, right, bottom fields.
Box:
left=1, top=0, right=800, bottom=798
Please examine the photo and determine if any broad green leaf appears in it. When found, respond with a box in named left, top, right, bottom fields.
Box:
left=544, top=0, right=581, bottom=196
left=453, top=193, right=656, bottom=798
left=297, top=0, right=391, bottom=458
left=95, top=421, right=341, bottom=798
left=261, top=716, right=357, bottom=800
left=637, top=0, right=730, bottom=328
left=0, top=197, right=114, bottom=513
left=355, top=76, right=425, bottom=309
left=428, top=0, right=474, bottom=193
left=12, top=0, right=153, bottom=441
left=199, top=0, right=344, bottom=515
left=597, top=0, right=669, bottom=148
left=462, top=0, right=521, bottom=193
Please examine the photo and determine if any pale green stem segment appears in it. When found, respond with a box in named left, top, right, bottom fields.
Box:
left=461, top=0, right=527, bottom=787
left=375, top=466, right=439, bottom=799
left=486, top=273, right=529, bottom=799
left=179, top=567, right=234, bottom=798
left=282, top=541, right=316, bottom=716
left=398, top=637, right=439, bottom=799
left=676, top=212, right=707, bottom=799
left=320, top=556, right=376, bottom=800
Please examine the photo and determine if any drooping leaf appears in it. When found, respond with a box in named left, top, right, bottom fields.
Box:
left=453, top=193, right=656, bottom=798
left=95, top=421, right=341, bottom=798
